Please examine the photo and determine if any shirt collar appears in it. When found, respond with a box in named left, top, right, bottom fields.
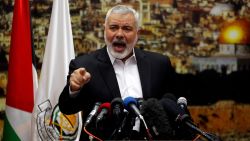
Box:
left=107, top=47, right=137, bottom=65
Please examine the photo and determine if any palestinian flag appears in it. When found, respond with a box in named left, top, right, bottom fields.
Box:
left=3, top=0, right=38, bottom=140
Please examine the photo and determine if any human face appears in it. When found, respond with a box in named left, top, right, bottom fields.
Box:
left=104, top=13, right=139, bottom=60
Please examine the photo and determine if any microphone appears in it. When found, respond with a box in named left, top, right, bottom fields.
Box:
left=84, top=102, right=101, bottom=127
left=96, top=102, right=111, bottom=127
left=123, top=97, right=152, bottom=140
left=177, top=97, right=191, bottom=116
left=109, top=97, right=125, bottom=139
left=123, top=97, right=142, bottom=118
left=160, top=95, right=215, bottom=141
left=177, top=97, right=187, bottom=109
left=111, top=97, right=124, bottom=127
left=140, top=98, right=173, bottom=139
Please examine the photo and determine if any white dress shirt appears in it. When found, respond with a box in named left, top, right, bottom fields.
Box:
left=107, top=48, right=143, bottom=100
left=107, top=48, right=143, bottom=132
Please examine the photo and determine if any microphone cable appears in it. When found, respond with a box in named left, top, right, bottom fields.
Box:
left=83, top=126, right=103, bottom=141
left=193, top=134, right=202, bottom=141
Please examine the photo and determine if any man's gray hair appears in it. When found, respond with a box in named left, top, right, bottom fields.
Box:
left=105, top=5, right=140, bottom=29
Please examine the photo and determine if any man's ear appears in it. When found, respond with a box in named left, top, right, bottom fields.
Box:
left=103, top=23, right=106, bottom=29
left=137, top=28, right=141, bottom=36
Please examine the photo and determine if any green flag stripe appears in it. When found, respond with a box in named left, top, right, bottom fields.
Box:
left=3, top=117, right=20, bottom=141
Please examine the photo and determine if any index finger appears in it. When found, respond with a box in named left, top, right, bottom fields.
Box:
left=78, top=68, right=87, bottom=76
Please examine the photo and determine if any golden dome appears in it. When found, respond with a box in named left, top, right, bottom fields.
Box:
left=219, top=19, right=250, bottom=44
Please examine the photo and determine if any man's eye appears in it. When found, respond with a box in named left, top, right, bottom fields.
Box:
left=123, top=27, right=132, bottom=32
left=109, top=26, right=118, bottom=30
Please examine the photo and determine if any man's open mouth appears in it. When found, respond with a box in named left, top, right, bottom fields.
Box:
left=112, top=41, right=126, bottom=52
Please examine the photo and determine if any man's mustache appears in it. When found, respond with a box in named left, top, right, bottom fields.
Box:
left=112, top=39, right=126, bottom=46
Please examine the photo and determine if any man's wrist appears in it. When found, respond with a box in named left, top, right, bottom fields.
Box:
left=69, top=86, right=80, bottom=97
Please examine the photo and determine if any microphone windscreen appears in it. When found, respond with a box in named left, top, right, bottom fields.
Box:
left=140, top=98, right=173, bottom=139
left=111, top=97, right=124, bottom=127
left=123, top=96, right=137, bottom=110
left=160, top=97, right=182, bottom=120
left=162, top=93, right=177, bottom=101
left=111, top=97, right=124, bottom=109
left=98, top=102, right=111, bottom=113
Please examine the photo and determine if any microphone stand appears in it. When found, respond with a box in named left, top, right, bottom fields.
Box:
left=109, top=111, right=133, bottom=140
left=177, top=114, right=220, bottom=141
left=109, top=113, right=126, bottom=139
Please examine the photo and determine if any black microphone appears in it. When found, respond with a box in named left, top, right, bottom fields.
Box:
left=96, top=102, right=111, bottom=127
left=84, top=102, right=101, bottom=127
left=160, top=95, right=215, bottom=141
left=111, top=97, right=124, bottom=127
left=140, top=98, right=173, bottom=139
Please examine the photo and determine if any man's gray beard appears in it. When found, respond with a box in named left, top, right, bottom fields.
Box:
left=105, top=35, right=138, bottom=60
left=107, top=45, right=132, bottom=59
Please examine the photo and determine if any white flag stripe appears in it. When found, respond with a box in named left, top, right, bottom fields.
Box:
left=6, top=106, right=32, bottom=141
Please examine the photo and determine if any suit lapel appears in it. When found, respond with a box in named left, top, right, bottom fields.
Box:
left=135, top=48, right=151, bottom=99
left=96, top=47, right=121, bottom=98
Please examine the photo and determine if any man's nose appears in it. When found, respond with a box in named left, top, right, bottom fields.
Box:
left=116, top=29, right=124, bottom=39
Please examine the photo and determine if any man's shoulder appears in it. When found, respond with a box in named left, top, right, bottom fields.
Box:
left=136, top=48, right=169, bottom=60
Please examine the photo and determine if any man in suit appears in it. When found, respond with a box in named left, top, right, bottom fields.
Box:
left=59, top=5, right=182, bottom=140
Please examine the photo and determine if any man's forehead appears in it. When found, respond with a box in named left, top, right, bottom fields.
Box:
left=107, top=13, right=135, bottom=25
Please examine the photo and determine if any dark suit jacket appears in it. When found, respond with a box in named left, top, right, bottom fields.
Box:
left=58, top=47, right=181, bottom=140
left=59, top=47, right=176, bottom=115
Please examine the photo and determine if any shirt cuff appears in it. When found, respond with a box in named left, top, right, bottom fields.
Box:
left=69, top=86, right=80, bottom=97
